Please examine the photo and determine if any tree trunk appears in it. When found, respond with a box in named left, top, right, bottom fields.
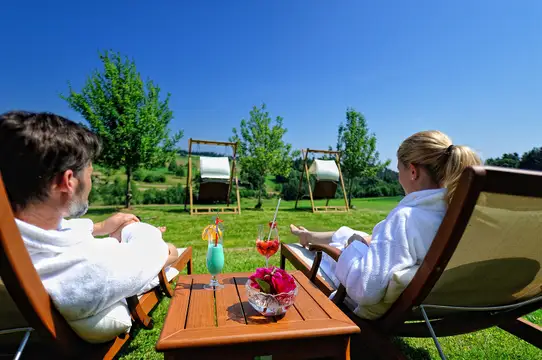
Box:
left=125, top=167, right=132, bottom=208
left=257, top=186, right=263, bottom=208
left=347, top=177, right=353, bottom=208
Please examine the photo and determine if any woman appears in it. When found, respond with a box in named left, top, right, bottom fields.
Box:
left=290, top=130, right=482, bottom=319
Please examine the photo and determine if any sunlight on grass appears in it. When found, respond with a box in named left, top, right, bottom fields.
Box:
left=85, top=198, right=542, bottom=360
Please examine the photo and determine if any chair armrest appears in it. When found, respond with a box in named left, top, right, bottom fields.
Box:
left=157, top=267, right=173, bottom=297
left=126, top=295, right=153, bottom=329
left=304, top=244, right=343, bottom=283
left=308, top=244, right=342, bottom=262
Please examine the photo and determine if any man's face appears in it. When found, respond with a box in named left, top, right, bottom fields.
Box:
left=67, top=164, right=93, bottom=218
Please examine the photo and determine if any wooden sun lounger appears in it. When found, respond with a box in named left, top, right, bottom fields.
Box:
left=184, top=138, right=241, bottom=215
left=0, top=173, right=192, bottom=359
left=282, top=166, right=542, bottom=359
left=294, top=148, right=349, bottom=213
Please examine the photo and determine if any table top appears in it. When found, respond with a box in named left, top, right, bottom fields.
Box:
left=156, top=270, right=360, bottom=352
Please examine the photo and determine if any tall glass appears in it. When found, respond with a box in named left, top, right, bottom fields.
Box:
left=256, top=224, right=280, bottom=267
left=204, top=232, right=225, bottom=290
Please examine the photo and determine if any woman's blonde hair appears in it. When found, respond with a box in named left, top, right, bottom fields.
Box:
left=397, top=130, right=482, bottom=204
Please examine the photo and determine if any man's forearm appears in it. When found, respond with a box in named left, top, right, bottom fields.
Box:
left=164, top=244, right=179, bottom=267
left=92, top=221, right=107, bottom=236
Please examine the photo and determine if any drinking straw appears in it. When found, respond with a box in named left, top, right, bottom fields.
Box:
left=214, top=213, right=220, bottom=247
left=267, top=198, right=281, bottom=241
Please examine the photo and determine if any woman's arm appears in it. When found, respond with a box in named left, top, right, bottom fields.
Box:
left=336, top=211, right=415, bottom=306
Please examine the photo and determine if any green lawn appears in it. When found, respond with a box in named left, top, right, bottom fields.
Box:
left=85, top=198, right=542, bottom=360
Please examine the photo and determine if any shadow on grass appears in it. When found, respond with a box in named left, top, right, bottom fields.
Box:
left=349, top=333, right=432, bottom=359
left=114, top=302, right=164, bottom=360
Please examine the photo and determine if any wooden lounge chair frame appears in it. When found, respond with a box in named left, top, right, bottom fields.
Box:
left=294, top=148, right=349, bottom=213
left=184, top=138, right=241, bottom=216
left=0, top=173, right=193, bottom=359
left=282, top=166, right=542, bottom=359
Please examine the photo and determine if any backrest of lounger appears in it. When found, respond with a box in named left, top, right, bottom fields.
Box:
left=380, top=166, right=542, bottom=328
left=425, top=191, right=542, bottom=306
left=199, top=156, right=231, bottom=181
left=0, top=172, right=89, bottom=355
left=309, top=159, right=340, bottom=182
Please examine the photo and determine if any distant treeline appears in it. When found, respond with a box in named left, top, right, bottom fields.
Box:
left=178, top=150, right=233, bottom=158
left=485, top=147, right=542, bottom=171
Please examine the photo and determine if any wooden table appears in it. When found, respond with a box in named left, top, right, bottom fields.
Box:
left=156, top=271, right=360, bottom=360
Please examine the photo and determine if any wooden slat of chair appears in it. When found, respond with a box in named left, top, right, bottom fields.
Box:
left=0, top=172, right=193, bottom=358
left=281, top=166, right=542, bottom=359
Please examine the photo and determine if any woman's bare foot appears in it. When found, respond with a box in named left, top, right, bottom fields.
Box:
left=290, top=224, right=310, bottom=246
left=158, top=226, right=167, bottom=233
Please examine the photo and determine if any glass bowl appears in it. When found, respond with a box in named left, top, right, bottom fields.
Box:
left=245, top=279, right=298, bottom=316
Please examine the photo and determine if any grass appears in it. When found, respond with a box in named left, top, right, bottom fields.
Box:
left=85, top=198, right=542, bottom=360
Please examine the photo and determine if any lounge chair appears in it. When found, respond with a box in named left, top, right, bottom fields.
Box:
left=0, top=173, right=193, bottom=359
left=282, top=166, right=542, bottom=359
left=184, top=138, right=241, bottom=215
left=294, top=149, right=349, bottom=213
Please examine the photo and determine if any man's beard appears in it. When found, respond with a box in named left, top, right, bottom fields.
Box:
left=68, top=198, right=89, bottom=218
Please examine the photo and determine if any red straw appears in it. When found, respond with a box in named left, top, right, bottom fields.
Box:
left=214, top=215, right=223, bottom=247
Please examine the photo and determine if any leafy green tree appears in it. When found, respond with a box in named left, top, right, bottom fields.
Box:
left=336, top=108, right=389, bottom=207
left=230, top=103, right=297, bottom=207
left=486, top=153, right=521, bottom=168
left=519, top=147, right=542, bottom=171
left=61, top=50, right=182, bottom=207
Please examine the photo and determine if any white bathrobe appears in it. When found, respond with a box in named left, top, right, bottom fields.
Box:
left=330, top=188, right=447, bottom=319
left=16, top=219, right=170, bottom=322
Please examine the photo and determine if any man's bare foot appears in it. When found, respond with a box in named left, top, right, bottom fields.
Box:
left=290, top=224, right=310, bottom=246
left=158, top=226, right=166, bottom=233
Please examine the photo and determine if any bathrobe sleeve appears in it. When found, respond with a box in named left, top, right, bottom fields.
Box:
left=335, top=208, right=416, bottom=306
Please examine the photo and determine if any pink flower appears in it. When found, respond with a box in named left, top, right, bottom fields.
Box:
left=249, top=267, right=296, bottom=294
left=271, top=268, right=296, bottom=294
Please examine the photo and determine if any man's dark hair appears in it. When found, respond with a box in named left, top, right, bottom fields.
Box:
left=0, top=111, right=101, bottom=211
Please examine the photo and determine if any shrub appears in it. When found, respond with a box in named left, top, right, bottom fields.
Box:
left=239, top=189, right=257, bottom=198
left=175, top=166, right=185, bottom=177
left=133, top=169, right=145, bottom=181
left=168, top=161, right=178, bottom=173
left=143, top=173, right=166, bottom=183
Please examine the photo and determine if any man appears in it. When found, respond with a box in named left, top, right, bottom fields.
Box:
left=0, top=111, right=178, bottom=334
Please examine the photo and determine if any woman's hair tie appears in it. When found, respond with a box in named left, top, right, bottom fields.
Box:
left=445, top=144, right=455, bottom=155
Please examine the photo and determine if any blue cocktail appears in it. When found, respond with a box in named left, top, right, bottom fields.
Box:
left=204, top=232, right=225, bottom=290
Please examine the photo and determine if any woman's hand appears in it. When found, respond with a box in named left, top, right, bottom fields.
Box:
left=347, top=233, right=370, bottom=247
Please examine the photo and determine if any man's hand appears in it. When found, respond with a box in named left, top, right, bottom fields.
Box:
left=93, top=213, right=140, bottom=237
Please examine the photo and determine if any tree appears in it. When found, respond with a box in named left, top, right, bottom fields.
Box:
left=485, top=153, right=520, bottom=168
left=519, top=147, right=542, bottom=171
left=62, top=50, right=182, bottom=207
left=336, top=108, right=389, bottom=207
left=230, top=103, right=297, bottom=207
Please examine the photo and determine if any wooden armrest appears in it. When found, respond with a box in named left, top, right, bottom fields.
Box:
left=308, top=244, right=342, bottom=262
left=304, top=244, right=343, bottom=283
left=126, top=295, right=153, bottom=329
left=157, top=267, right=173, bottom=297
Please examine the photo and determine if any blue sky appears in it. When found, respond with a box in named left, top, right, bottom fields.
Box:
left=1, top=1, right=541, bottom=168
